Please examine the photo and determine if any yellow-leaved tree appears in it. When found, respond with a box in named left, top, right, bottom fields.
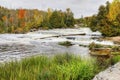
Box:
left=108, top=0, right=120, bottom=21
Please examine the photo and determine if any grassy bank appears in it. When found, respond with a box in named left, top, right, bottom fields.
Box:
left=0, top=53, right=120, bottom=80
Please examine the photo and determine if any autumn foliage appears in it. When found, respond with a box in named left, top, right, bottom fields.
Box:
left=0, top=7, right=75, bottom=33
left=18, top=9, right=26, bottom=19
left=2, top=16, right=7, bottom=21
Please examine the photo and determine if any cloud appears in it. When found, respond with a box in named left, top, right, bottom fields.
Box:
left=0, top=0, right=113, bottom=18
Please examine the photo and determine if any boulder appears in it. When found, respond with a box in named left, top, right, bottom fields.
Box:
left=93, top=62, right=120, bottom=80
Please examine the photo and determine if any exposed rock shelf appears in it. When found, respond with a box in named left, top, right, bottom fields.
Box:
left=93, top=62, right=120, bottom=80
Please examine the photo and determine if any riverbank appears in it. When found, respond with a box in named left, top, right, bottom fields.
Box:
left=0, top=53, right=120, bottom=80
left=0, top=54, right=98, bottom=80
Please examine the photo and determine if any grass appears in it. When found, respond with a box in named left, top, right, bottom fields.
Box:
left=58, top=41, right=73, bottom=47
left=111, top=46, right=120, bottom=52
left=111, top=55, right=120, bottom=65
left=0, top=53, right=120, bottom=80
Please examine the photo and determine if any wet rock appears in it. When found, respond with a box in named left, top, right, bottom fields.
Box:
left=93, top=62, right=120, bottom=80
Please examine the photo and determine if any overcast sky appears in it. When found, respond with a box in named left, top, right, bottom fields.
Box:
left=0, top=0, right=113, bottom=18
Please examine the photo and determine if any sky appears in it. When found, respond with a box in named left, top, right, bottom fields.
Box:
left=0, top=0, right=113, bottom=18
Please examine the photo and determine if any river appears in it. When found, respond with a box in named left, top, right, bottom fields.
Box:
left=0, top=28, right=114, bottom=63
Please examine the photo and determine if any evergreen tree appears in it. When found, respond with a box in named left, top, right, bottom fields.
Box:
left=64, top=8, right=75, bottom=27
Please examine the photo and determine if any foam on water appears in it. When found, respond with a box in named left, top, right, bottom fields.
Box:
left=0, top=28, right=114, bottom=63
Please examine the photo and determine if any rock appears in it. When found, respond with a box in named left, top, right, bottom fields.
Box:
left=93, top=62, right=120, bottom=80
left=30, top=28, right=37, bottom=32
left=90, top=48, right=111, bottom=56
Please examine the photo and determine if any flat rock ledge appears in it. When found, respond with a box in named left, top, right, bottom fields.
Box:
left=93, top=62, right=120, bottom=80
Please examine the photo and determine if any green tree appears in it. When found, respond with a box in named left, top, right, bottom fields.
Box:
left=49, top=11, right=63, bottom=28
left=64, top=8, right=75, bottom=27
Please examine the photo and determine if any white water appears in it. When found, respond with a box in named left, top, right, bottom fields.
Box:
left=0, top=28, right=114, bottom=63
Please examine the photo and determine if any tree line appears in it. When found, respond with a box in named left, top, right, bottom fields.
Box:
left=0, top=7, right=75, bottom=33
left=81, top=0, right=120, bottom=37
left=1, top=0, right=120, bottom=37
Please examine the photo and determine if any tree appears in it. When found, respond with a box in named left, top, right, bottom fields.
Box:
left=49, top=11, right=62, bottom=28
left=64, top=8, right=75, bottom=27
left=108, top=0, right=120, bottom=21
left=18, top=9, right=26, bottom=19
left=88, top=0, right=120, bottom=36
left=0, top=6, right=75, bottom=33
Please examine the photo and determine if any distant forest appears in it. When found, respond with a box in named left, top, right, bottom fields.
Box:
left=0, top=0, right=120, bottom=37
left=0, top=7, right=75, bottom=33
